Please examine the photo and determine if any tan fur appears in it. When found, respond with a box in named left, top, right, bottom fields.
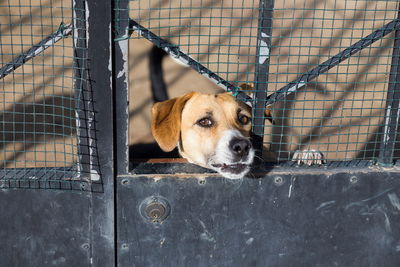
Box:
left=179, top=93, right=251, bottom=166
left=151, top=92, right=251, bottom=166
left=151, top=92, right=196, bottom=151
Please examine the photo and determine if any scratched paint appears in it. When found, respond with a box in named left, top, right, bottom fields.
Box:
left=316, top=200, right=336, bottom=211
left=388, top=193, right=400, bottom=211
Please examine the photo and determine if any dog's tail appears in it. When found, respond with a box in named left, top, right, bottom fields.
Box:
left=149, top=45, right=169, bottom=102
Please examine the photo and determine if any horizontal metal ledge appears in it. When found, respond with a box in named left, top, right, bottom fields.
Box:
left=128, top=160, right=400, bottom=178
left=0, top=167, right=103, bottom=192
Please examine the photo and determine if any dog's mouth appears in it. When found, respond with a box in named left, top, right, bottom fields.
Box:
left=210, top=163, right=250, bottom=178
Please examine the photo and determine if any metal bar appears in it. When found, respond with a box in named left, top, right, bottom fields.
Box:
left=378, top=12, right=400, bottom=166
left=113, top=1, right=130, bottom=175
left=85, top=0, right=115, bottom=264
left=251, top=0, right=275, bottom=154
left=73, top=0, right=92, bottom=178
left=128, top=19, right=252, bottom=104
left=265, top=18, right=400, bottom=106
left=0, top=23, right=72, bottom=80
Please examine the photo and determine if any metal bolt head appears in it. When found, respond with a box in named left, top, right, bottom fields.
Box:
left=350, top=176, right=358, bottom=184
left=273, top=176, right=284, bottom=186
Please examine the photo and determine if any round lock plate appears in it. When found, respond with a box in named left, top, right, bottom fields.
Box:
left=139, top=196, right=171, bottom=223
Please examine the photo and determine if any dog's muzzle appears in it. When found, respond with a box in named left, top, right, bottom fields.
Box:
left=208, top=130, right=255, bottom=179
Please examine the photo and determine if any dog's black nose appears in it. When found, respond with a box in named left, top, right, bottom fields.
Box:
left=229, top=138, right=252, bottom=159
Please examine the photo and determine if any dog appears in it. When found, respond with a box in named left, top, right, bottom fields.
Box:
left=151, top=92, right=255, bottom=179
left=148, top=45, right=325, bottom=178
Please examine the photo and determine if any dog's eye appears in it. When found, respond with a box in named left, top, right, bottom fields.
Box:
left=238, top=114, right=250, bottom=125
left=197, top=117, right=214, bottom=128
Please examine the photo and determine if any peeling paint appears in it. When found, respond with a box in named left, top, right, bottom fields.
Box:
left=382, top=106, right=392, bottom=143
left=245, top=237, right=254, bottom=245
left=199, top=220, right=216, bottom=243
left=258, top=39, right=269, bottom=64
left=258, top=32, right=270, bottom=64
left=117, top=70, right=125, bottom=78
left=288, top=82, right=306, bottom=94
left=288, top=177, right=296, bottom=198
left=261, top=32, right=270, bottom=38
left=90, top=170, right=100, bottom=181
left=85, top=1, right=90, bottom=41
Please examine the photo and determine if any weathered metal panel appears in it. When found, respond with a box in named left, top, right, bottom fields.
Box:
left=0, top=190, right=91, bottom=266
left=118, top=165, right=400, bottom=267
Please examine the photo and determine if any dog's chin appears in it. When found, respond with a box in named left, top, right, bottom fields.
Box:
left=209, top=163, right=251, bottom=179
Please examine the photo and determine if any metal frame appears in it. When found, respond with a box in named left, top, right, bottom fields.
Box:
left=0, top=0, right=115, bottom=265
left=251, top=0, right=275, bottom=154
left=116, top=1, right=400, bottom=266
left=1, top=0, right=400, bottom=266
left=114, top=0, right=130, bottom=175
left=379, top=10, right=400, bottom=166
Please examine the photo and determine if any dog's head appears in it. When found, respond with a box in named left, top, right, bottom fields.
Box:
left=151, top=92, right=254, bottom=179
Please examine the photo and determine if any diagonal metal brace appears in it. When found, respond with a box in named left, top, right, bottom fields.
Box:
left=265, top=18, right=400, bottom=106
left=127, top=19, right=252, bottom=104
left=0, top=22, right=73, bottom=80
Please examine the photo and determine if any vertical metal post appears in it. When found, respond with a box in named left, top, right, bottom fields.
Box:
left=252, top=0, right=275, bottom=157
left=73, top=0, right=101, bottom=180
left=73, top=0, right=115, bottom=265
left=73, top=0, right=89, bottom=176
left=113, top=0, right=130, bottom=175
left=378, top=9, right=400, bottom=166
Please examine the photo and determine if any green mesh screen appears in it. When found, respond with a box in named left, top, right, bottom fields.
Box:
left=267, top=0, right=398, bottom=163
left=0, top=1, right=93, bottom=185
left=127, top=0, right=260, bottom=93
left=123, top=0, right=400, bottom=164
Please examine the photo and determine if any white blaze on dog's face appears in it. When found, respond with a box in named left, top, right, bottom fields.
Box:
left=151, top=92, right=254, bottom=179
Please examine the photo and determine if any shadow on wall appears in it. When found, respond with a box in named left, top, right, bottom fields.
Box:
left=0, top=93, right=76, bottom=168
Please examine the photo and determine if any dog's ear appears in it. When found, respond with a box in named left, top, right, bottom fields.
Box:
left=151, top=92, right=196, bottom=152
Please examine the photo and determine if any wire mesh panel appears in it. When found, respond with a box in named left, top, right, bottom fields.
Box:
left=127, top=0, right=261, bottom=88
left=266, top=0, right=399, bottom=163
left=0, top=1, right=99, bottom=188
left=122, top=0, right=269, bottom=156
left=122, top=0, right=400, bottom=166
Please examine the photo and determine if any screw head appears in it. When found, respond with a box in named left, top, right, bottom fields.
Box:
left=273, top=176, right=284, bottom=186
left=121, top=179, right=129, bottom=185
left=198, top=179, right=206, bottom=185
left=350, top=176, right=358, bottom=184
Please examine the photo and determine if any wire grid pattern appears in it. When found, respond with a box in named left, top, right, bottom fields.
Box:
left=266, top=0, right=398, bottom=162
left=126, top=0, right=261, bottom=90
left=125, top=0, right=400, bottom=163
left=0, top=1, right=86, bottom=182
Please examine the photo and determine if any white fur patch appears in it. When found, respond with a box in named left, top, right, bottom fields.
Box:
left=207, top=130, right=254, bottom=179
